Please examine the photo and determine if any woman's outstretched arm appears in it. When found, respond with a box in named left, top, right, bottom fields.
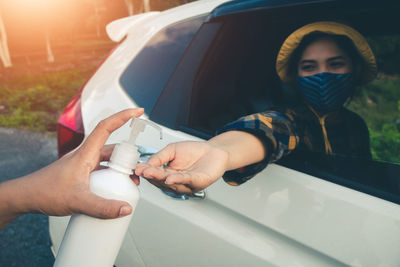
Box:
left=135, top=130, right=266, bottom=194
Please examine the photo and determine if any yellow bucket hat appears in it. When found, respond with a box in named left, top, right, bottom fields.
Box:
left=276, top=21, right=377, bottom=85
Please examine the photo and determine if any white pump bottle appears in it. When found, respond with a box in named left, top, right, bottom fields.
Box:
left=54, top=117, right=162, bottom=267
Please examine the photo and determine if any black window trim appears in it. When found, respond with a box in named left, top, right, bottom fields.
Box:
left=150, top=19, right=223, bottom=130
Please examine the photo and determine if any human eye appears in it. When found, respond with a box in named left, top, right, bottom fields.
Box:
left=329, top=58, right=348, bottom=69
left=331, top=61, right=346, bottom=68
left=300, top=63, right=316, bottom=72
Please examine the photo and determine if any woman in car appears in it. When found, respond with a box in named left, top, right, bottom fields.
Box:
left=135, top=21, right=378, bottom=194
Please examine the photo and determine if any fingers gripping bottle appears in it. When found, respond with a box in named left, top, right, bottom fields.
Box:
left=54, top=117, right=162, bottom=267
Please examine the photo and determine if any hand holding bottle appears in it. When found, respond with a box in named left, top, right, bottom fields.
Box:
left=0, top=108, right=144, bottom=230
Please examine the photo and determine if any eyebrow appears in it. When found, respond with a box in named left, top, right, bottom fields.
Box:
left=327, top=56, right=347, bottom=62
left=299, top=56, right=347, bottom=64
left=299, top=59, right=316, bottom=65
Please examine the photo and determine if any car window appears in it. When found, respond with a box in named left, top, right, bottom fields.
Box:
left=184, top=1, right=400, bottom=203
left=119, top=16, right=205, bottom=114
left=150, top=21, right=223, bottom=134
left=188, top=14, right=286, bottom=136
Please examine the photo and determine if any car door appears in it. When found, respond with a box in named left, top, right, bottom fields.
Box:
left=129, top=132, right=356, bottom=266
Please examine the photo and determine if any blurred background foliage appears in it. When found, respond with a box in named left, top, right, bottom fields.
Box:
left=348, top=34, right=400, bottom=163
left=0, top=67, right=94, bottom=132
left=0, top=0, right=194, bottom=133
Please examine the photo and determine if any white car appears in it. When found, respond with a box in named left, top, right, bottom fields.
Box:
left=50, top=0, right=400, bottom=266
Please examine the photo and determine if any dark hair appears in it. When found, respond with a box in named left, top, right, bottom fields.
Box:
left=287, top=31, right=365, bottom=85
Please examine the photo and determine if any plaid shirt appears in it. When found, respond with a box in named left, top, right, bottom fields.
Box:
left=217, top=104, right=371, bottom=186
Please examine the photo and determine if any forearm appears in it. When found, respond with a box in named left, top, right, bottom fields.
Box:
left=207, top=130, right=266, bottom=171
left=0, top=177, right=33, bottom=229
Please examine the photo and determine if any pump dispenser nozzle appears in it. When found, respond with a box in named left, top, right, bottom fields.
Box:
left=128, top=117, right=163, bottom=144
left=109, top=117, right=162, bottom=174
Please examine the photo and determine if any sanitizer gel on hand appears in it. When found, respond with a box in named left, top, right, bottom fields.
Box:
left=54, top=117, right=162, bottom=267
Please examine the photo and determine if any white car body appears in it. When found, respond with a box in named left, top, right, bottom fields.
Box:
left=49, top=0, right=400, bottom=266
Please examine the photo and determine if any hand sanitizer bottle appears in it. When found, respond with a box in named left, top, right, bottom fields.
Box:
left=54, top=117, right=162, bottom=267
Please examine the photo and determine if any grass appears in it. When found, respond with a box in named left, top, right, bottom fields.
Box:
left=347, top=74, right=400, bottom=162
left=0, top=37, right=112, bottom=133
left=0, top=66, right=96, bottom=133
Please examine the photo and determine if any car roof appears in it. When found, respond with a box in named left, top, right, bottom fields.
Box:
left=162, top=0, right=335, bottom=21
left=209, top=0, right=334, bottom=18
left=111, top=0, right=380, bottom=43
left=107, top=0, right=230, bottom=42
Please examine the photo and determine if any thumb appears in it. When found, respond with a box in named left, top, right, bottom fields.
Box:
left=76, top=192, right=133, bottom=219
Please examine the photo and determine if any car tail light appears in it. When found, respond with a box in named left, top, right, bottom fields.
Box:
left=57, top=93, right=85, bottom=158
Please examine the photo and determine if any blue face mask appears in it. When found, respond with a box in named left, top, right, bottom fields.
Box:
left=297, top=72, right=353, bottom=114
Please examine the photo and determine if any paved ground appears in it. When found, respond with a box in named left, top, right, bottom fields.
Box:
left=0, top=128, right=57, bottom=267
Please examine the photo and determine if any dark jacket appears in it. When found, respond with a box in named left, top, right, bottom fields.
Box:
left=217, top=104, right=371, bottom=186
